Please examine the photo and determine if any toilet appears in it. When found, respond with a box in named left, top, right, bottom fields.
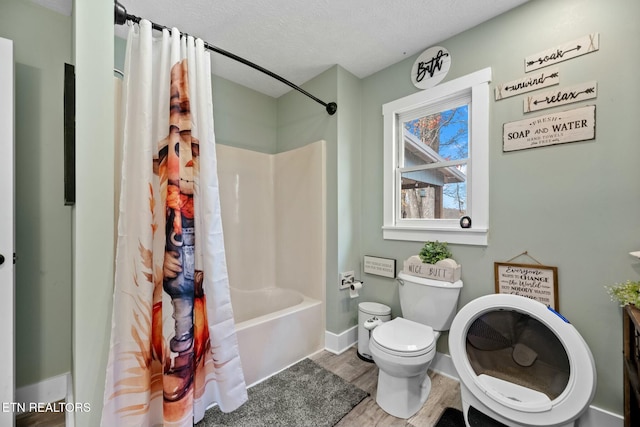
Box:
left=448, top=294, right=596, bottom=427
left=368, top=271, right=463, bottom=419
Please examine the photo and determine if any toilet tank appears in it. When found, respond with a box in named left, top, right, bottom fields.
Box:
left=398, top=271, right=463, bottom=332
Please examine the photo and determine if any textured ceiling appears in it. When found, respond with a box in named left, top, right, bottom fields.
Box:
left=35, top=0, right=529, bottom=98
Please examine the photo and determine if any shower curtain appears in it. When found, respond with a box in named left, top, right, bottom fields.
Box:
left=102, top=20, right=247, bottom=426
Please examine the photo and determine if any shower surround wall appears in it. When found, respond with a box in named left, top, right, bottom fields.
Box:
left=216, top=140, right=326, bottom=385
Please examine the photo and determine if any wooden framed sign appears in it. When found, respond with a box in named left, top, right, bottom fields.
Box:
left=503, top=105, right=596, bottom=152
left=494, top=262, right=559, bottom=310
left=363, top=255, right=396, bottom=278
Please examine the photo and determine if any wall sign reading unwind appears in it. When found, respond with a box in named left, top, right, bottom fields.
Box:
left=495, top=68, right=559, bottom=101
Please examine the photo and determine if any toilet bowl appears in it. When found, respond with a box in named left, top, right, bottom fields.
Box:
left=369, top=317, right=438, bottom=418
left=368, top=272, right=463, bottom=419
left=449, top=294, right=596, bottom=427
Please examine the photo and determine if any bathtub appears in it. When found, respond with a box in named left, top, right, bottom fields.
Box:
left=230, top=287, right=324, bottom=386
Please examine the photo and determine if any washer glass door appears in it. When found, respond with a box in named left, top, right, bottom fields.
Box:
left=466, top=309, right=570, bottom=401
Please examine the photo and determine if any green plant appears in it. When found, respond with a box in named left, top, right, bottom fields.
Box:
left=606, top=280, right=640, bottom=307
left=419, top=241, right=453, bottom=264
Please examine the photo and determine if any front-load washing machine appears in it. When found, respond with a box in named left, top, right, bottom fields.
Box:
left=449, top=294, right=596, bottom=427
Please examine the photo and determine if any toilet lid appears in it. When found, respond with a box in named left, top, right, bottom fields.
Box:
left=448, top=294, right=596, bottom=426
left=372, top=317, right=435, bottom=356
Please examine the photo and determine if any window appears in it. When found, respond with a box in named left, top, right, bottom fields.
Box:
left=382, top=68, right=491, bottom=245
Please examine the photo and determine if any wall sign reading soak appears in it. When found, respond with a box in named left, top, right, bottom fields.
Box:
left=411, top=46, right=451, bottom=89
left=503, top=105, right=596, bottom=152
left=494, top=262, right=559, bottom=310
left=525, top=33, right=599, bottom=72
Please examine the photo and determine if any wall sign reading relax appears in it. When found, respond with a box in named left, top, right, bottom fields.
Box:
left=524, top=81, right=597, bottom=113
left=503, top=105, right=595, bottom=152
left=494, top=262, right=559, bottom=310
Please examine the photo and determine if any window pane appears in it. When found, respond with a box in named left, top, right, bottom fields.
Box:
left=402, top=106, right=469, bottom=167
left=400, top=164, right=467, bottom=219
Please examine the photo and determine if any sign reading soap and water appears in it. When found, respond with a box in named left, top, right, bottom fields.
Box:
left=503, top=105, right=595, bottom=152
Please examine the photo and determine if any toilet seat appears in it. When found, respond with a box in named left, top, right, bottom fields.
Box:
left=449, top=294, right=596, bottom=426
left=372, top=317, right=435, bottom=357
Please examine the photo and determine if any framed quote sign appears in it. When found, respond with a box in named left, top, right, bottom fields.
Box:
left=494, top=262, right=559, bottom=310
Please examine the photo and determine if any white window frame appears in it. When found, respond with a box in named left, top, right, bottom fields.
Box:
left=382, top=67, right=491, bottom=246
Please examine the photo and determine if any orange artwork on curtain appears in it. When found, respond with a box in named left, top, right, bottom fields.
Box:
left=106, top=60, right=220, bottom=425
left=102, top=22, right=247, bottom=426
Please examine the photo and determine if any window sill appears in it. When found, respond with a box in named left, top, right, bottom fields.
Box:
left=382, top=225, right=488, bottom=246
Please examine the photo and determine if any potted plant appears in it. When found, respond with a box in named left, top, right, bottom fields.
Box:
left=404, top=241, right=461, bottom=282
left=606, top=280, right=640, bottom=307
left=419, top=241, right=453, bottom=264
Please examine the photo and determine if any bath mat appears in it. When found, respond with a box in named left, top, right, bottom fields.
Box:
left=196, top=358, right=368, bottom=427
left=435, top=406, right=508, bottom=427
left=435, top=407, right=465, bottom=427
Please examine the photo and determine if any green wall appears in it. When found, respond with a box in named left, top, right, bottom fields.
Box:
left=358, top=0, right=639, bottom=414
left=73, top=0, right=115, bottom=425
left=0, top=0, right=72, bottom=389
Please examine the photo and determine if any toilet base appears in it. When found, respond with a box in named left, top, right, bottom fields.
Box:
left=376, top=369, right=431, bottom=419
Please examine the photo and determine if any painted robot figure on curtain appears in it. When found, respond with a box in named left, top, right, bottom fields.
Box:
left=102, top=20, right=247, bottom=427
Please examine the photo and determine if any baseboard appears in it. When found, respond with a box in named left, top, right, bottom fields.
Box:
left=324, top=325, right=358, bottom=355
left=430, top=352, right=623, bottom=427
left=65, top=372, right=74, bottom=427
left=576, top=405, right=623, bottom=427
left=15, top=372, right=70, bottom=412
left=431, top=351, right=458, bottom=379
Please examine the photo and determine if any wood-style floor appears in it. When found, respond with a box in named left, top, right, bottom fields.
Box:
left=16, top=346, right=462, bottom=427
left=15, top=400, right=65, bottom=427
left=310, top=346, right=463, bottom=427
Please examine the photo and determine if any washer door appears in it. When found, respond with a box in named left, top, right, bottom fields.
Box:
left=449, top=294, right=596, bottom=426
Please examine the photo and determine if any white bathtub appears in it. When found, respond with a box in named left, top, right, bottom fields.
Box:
left=230, top=287, right=324, bottom=386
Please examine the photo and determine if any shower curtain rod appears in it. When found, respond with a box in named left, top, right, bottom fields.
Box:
left=114, top=1, right=338, bottom=116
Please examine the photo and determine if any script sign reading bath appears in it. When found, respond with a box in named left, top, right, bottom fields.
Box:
left=503, top=105, right=595, bottom=152
left=411, top=46, right=451, bottom=89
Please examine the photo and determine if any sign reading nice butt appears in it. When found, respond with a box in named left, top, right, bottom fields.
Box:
left=503, top=105, right=595, bottom=152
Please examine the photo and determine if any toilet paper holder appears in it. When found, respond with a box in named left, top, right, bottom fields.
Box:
left=349, top=280, right=363, bottom=298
